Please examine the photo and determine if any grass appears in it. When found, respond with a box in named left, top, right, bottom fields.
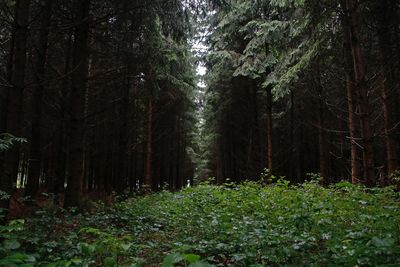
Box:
left=1, top=180, right=400, bottom=266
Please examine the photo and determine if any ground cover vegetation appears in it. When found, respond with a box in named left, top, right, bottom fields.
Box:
left=1, top=181, right=400, bottom=266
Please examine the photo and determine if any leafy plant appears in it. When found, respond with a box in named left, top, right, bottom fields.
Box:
left=0, top=219, right=38, bottom=266
left=390, top=170, right=400, bottom=188
left=3, top=183, right=400, bottom=266
left=76, top=227, right=135, bottom=266
left=161, top=253, right=212, bottom=267
left=0, top=133, right=27, bottom=152
left=0, top=191, right=10, bottom=201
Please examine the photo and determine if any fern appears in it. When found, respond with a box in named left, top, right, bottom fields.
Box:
left=0, top=133, right=27, bottom=152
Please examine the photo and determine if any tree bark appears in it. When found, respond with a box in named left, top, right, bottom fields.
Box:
left=1, top=0, right=30, bottom=208
left=341, top=3, right=362, bottom=184
left=115, top=59, right=131, bottom=193
left=52, top=31, right=73, bottom=197
left=266, top=86, right=273, bottom=173
left=315, top=60, right=328, bottom=183
left=341, top=0, right=375, bottom=185
left=25, top=0, right=53, bottom=198
left=345, top=53, right=362, bottom=184
left=380, top=67, right=398, bottom=177
left=144, top=97, right=153, bottom=189
left=377, top=0, right=398, bottom=178
left=64, top=0, right=91, bottom=207
left=289, top=90, right=296, bottom=181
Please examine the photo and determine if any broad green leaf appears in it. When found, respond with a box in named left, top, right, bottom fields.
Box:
left=3, top=239, right=21, bottom=250
left=161, top=253, right=183, bottom=267
left=188, top=261, right=213, bottom=267
left=183, top=253, right=201, bottom=263
left=104, top=257, right=117, bottom=267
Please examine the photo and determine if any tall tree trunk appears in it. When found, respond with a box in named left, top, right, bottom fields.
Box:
left=175, top=117, right=181, bottom=190
left=82, top=55, right=93, bottom=193
left=341, top=6, right=362, bottom=184
left=52, top=32, right=72, bottom=197
left=380, top=66, right=398, bottom=177
left=345, top=52, right=362, bottom=184
left=266, top=86, right=273, bottom=173
left=289, top=90, right=296, bottom=181
left=315, top=60, right=328, bottom=183
left=144, top=97, right=153, bottom=189
left=25, top=0, right=53, bottom=198
left=341, top=0, right=375, bottom=185
left=250, top=80, right=261, bottom=177
left=64, top=0, right=91, bottom=207
left=115, top=60, right=131, bottom=193
left=263, top=29, right=273, bottom=176
left=130, top=98, right=138, bottom=191
left=377, top=0, right=398, bottom=178
left=1, top=0, right=30, bottom=209
left=246, top=81, right=256, bottom=177
left=395, top=28, right=400, bottom=163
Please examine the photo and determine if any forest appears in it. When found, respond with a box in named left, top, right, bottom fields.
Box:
left=0, top=0, right=400, bottom=266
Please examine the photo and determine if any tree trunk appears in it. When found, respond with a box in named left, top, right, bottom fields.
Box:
left=25, top=0, right=53, bottom=198
left=250, top=80, right=261, bottom=178
left=115, top=61, right=131, bottom=193
left=266, top=86, right=273, bottom=173
left=345, top=53, right=362, bottom=184
left=1, top=0, right=30, bottom=209
left=315, top=60, right=328, bottom=183
left=64, top=0, right=91, bottom=207
left=144, top=97, right=153, bottom=189
left=380, top=67, right=398, bottom=177
left=341, top=0, right=375, bottom=185
left=52, top=32, right=72, bottom=196
left=377, top=0, right=398, bottom=178
left=341, top=4, right=362, bottom=184
left=130, top=98, right=138, bottom=191
left=289, top=90, right=295, bottom=181
left=395, top=29, right=400, bottom=164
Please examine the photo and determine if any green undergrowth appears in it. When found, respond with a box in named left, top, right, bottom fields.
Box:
left=1, top=181, right=400, bottom=266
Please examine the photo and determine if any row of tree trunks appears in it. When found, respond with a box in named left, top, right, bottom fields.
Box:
left=0, top=0, right=195, bottom=210
left=1, top=0, right=30, bottom=209
left=340, top=0, right=400, bottom=185
left=341, top=0, right=375, bottom=186
left=203, top=0, right=400, bottom=185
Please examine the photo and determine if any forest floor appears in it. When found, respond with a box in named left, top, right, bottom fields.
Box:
left=1, top=181, right=400, bottom=266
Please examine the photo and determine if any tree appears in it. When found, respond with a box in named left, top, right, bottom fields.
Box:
left=340, top=0, right=375, bottom=185
left=1, top=0, right=30, bottom=208
left=25, top=0, right=53, bottom=198
left=64, top=0, right=91, bottom=207
left=199, top=0, right=399, bottom=185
